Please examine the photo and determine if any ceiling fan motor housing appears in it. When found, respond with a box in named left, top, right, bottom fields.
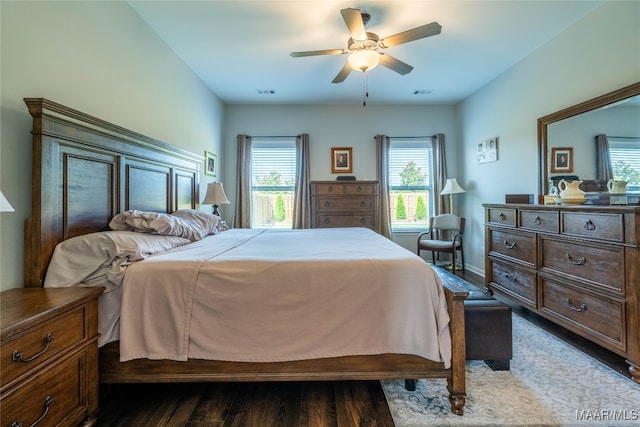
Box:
left=348, top=32, right=379, bottom=52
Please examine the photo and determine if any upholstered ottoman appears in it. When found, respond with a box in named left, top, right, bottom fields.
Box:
left=430, top=265, right=513, bottom=370
left=460, top=282, right=512, bottom=370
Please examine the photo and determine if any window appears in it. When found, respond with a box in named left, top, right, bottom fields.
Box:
left=609, top=137, right=640, bottom=192
left=250, top=138, right=297, bottom=228
left=388, top=138, right=434, bottom=231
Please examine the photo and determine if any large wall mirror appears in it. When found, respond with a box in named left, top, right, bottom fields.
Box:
left=538, top=82, right=640, bottom=200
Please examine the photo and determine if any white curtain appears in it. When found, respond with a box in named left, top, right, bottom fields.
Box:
left=293, top=133, right=311, bottom=228
left=432, top=134, right=448, bottom=214
left=375, top=135, right=392, bottom=238
left=233, top=134, right=252, bottom=228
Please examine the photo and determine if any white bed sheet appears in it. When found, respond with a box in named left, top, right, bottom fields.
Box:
left=117, top=227, right=452, bottom=368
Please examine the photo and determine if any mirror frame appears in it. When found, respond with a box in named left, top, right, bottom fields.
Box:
left=537, top=81, right=640, bottom=201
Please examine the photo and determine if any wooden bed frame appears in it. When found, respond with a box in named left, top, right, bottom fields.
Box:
left=23, top=98, right=469, bottom=415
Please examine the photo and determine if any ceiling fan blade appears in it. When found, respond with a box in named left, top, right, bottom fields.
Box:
left=340, top=8, right=367, bottom=40
left=290, top=49, right=347, bottom=58
left=379, top=22, right=442, bottom=48
left=379, top=53, right=414, bottom=75
left=332, top=63, right=352, bottom=84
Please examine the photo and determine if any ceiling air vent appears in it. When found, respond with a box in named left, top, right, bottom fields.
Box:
left=257, top=89, right=276, bottom=95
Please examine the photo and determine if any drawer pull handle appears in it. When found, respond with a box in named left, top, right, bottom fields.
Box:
left=360, top=218, right=366, bottom=224
left=328, top=186, right=333, bottom=192
left=12, top=333, right=54, bottom=362
left=564, top=297, right=587, bottom=313
left=502, top=272, right=518, bottom=282
left=503, top=240, right=517, bottom=249
left=357, top=186, right=362, bottom=192
left=566, top=254, right=586, bottom=265
left=360, top=201, right=366, bottom=207
left=584, top=219, right=596, bottom=231
left=498, top=213, right=506, bottom=221
left=324, top=218, right=331, bottom=224
left=11, top=396, right=53, bottom=427
left=324, top=201, right=331, bottom=207
left=533, top=215, right=541, bottom=225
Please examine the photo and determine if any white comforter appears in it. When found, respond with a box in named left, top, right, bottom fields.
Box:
left=117, top=227, right=452, bottom=367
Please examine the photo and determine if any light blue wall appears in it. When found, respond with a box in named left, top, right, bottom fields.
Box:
left=0, top=1, right=224, bottom=290
left=457, top=0, right=640, bottom=275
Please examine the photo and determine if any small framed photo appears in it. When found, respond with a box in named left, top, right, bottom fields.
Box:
left=551, top=147, right=573, bottom=173
left=477, top=137, right=498, bottom=164
left=205, top=151, right=217, bottom=177
left=331, top=147, right=352, bottom=173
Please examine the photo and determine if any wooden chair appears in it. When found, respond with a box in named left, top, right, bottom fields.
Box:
left=417, top=214, right=465, bottom=274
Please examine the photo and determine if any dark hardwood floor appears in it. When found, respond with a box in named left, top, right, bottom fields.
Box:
left=96, top=380, right=394, bottom=427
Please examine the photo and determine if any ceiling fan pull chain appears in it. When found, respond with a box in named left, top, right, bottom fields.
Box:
left=363, top=74, right=369, bottom=107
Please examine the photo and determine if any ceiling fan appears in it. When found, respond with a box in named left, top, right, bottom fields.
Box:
left=290, top=8, right=442, bottom=83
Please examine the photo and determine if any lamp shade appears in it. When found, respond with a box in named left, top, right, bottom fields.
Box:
left=440, top=178, right=466, bottom=195
left=202, top=182, right=230, bottom=205
left=0, top=191, right=14, bottom=212
left=348, top=50, right=380, bottom=72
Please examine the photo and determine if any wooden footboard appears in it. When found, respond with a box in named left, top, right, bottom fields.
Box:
left=99, top=282, right=469, bottom=415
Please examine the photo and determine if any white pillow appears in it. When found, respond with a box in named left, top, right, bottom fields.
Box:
left=171, top=209, right=222, bottom=235
left=109, top=210, right=204, bottom=241
left=44, top=231, right=191, bottom=292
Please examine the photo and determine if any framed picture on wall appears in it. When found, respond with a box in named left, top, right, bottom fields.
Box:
left=477, top=137, right=498, bottom=164
left=331, top=147, right=352, bottom=173
left=551, top=147, right=573, bottom=173
left=205, top=151, right=217, bottom=177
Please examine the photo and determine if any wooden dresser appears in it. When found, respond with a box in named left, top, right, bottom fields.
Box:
left=311, top=181, right=380, bottom=233
left=483, top=203, right=640, bottom=383
left=1, top=287, right=103, bottom=426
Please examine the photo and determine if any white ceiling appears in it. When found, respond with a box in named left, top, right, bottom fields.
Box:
left=128, top=1, right=604, bottom=105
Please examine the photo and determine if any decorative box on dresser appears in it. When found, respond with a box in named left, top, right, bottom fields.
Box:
left=311, top=181, right=380, bottom=233
left=1, top=287, right=103, bottom=426
left=484, top=203, right=640, bottom=383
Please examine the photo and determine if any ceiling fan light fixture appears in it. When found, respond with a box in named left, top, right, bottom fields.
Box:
left=348, top=50, right=379, bottom=72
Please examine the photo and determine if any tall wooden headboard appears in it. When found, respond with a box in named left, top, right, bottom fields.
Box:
left=24, top=98, right=202, bottom=287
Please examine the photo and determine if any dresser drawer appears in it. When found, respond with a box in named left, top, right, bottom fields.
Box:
left=541, top=237, right=624, bottom=293
left=540, top=278, right=625, bottom=350
left=312, top=183, right=346, bottom=195
left=316, top=196, right=374, bottom=212
left=0, top=348, right=88, bottom=427
left=561, top=212, right=624, bottom=243
left=487, top=207, right=516, bottom=227
left=518, top=209, right=559, bottom=233
left=316, top=214, right=373, bottom=228
left=489, top=260, right=536, bottom=308
left=488, top=228, right=536, bottom=265
left=312, top=182, right=378, bottom=196
left=1, top=306, right=87, bottom=388
left=344, top=183, right=377, bottom=195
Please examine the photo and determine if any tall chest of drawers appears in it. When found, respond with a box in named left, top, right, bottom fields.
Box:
left=311, top=181, right=380, bottom=233
left=484, top=203, right=640, bottom=383
left=1, top=287, right=103, bottom=427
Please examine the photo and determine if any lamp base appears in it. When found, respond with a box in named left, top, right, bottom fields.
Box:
left=212, top=205, right=220, bottom=216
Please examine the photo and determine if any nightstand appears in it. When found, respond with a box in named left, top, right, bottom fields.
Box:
left=1, top=287, right=103, bottom=427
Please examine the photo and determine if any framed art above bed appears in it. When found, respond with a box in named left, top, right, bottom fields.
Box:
left=24, top=98, right=469, bottom=416
left=204, top=150, right=217, bottom=176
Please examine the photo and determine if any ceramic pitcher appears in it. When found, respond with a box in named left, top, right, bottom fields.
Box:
left=557, top=179, right=585, bottom=199
left=607, top=179, right=628, bottom=194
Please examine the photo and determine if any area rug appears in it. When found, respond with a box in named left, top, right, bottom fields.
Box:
left=383, top=312, right=640, bottom=426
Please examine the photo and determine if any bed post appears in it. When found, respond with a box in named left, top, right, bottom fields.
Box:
left=441, top=280, right=468, bottom=415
